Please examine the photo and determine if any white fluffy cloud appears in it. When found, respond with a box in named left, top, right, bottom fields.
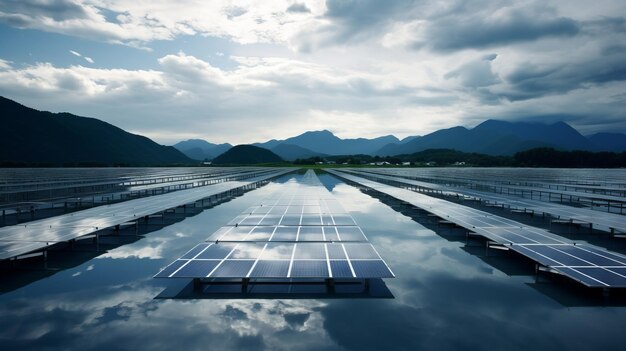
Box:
left=0, top=0, right=625, bottom=143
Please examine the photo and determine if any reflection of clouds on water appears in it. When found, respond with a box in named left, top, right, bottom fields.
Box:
left=0, top=282, right=336, bottom=350
left=100, top=237, right=169, bottom=260
left=330, top=183, right=379, bottom=214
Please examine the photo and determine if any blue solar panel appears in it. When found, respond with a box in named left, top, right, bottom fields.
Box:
left=330, top=260, right=353, bottom=278
left=522, top=246, right=591, bottom=266
left=344, top=243, right=380, bottom=259
left=291, top=260, right=329, bottom=278
left=326, top=244, right=346, bottom=259
left=261, top=243, right=294, bottom=259
left=301, top=215, right=323, bottom=225
left=210, top=260, right=255, bottom=277
left=229, top=244, right=264, bottom=259
left=351, top=260, right=394, bottom=278
left=271, top=227, right=298, bottom=241
left=250, top=260, right=290, bottom=278
left=196, top=244, right=235, bottom=259
left=294, top=243, right=326, bottom=259
left=175, top=260, right=220, bottom=277
left=155, top=260, right=187, bottom=278
left=180, top=243, right=210, bottom=259
left=553, top=245, right=624, bottom=266
left=280, top=215, right=301, bottom=226
left=573, top=268, right=626, bottom=286
left=155, top=170, right=394, bottom=282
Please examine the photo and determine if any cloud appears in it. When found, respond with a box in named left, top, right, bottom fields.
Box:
left=0, top=58, right=12, bottom=70
left=286, top=3, right=310, bottom=13
left=0, top=53, right=453, bottom=143
left=68, top=49, right=94, bottom=64
left=497, top=46, right=626, bottom=101
left=0, top=1, right=323, bottom=48
left=411, top=4, right=580, bottom=52
left=445, top=54, right=500, bottom=88
left=0, top=0, right=89, bottom=21
left=0, top=1, right=625, bottom=141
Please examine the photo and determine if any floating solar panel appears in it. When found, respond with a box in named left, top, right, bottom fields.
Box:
left=155, top=170, right=395, bottom=281
left=0, top=169, right=293, bottom=260
left=328, top=169, right=626, bottom=288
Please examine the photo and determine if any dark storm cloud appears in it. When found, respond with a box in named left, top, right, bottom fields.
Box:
left=502, top=53, right=626, bottom=101
left=413, top=8, right=580, bottom=51
left=0, top=0, right=88, bottom=22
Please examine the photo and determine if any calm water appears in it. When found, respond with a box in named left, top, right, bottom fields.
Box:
left=1, top=171, right=626, bottom=350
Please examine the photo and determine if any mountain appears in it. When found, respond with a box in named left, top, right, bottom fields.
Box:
left=212, top=145, right=283, bottom=164
left=0, top=96, right=191, bottom=166
left=173, top=139, right=232, bottom=160
left=270, top=144, right=326, bottom=161
left=254, top=130, right=399, bottom=155
left=588, top=133, right=626, bottom=152
left=377, top=120, right=596, bottom=156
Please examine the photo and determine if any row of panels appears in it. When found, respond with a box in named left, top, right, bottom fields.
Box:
left=228, top=213, right=357, bottom=227
left=156, top=258, right=393, bottom=279
left=209, top=225, right=368, bottom=242
left=173, top=242, right=383, bottom=260
left=329, top=169, right=626, bottom=288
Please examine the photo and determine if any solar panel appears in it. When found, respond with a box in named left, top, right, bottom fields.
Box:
left=329, top=169, right=626, bottom=288
left=0, top=169, right=293, bottom=260
left=155, top=170, right=395, bottom=281
left=346, top=169, right=626, bottom=234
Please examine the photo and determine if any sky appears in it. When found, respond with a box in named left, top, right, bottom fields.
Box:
left=0, top=0, right=625, bottom=145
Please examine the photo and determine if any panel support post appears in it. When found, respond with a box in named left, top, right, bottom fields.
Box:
left=325, top=278, right=335, bottom=293
left=242, top=278, right=250, bottom=293
left=193, top=278, right=202, bottom=292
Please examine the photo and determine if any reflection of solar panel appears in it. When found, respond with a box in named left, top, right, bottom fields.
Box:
left=329, top=169, right=626, bottom=289
left=155, top=170, right=395, bottom=280
left=0, top=169, right=292, bottom=260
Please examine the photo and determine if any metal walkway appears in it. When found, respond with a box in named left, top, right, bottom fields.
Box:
left=0, top=169, right=294, bottom=260
left=328, top=169, right=626, bottom=289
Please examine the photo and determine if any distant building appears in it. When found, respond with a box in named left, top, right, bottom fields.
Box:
left=453, top=161, right=466, bottom=166
left=402, top=162, right=411, bottom=166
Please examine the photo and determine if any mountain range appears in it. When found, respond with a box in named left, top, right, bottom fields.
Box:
left=0, top=96, right=191, bottom=166
left=180, top=120, right=626, bottom=159
left=2, top=95, right=625, bottom=166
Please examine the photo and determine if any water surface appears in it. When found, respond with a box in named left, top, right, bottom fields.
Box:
left=1, top=171, right=625, bottom=350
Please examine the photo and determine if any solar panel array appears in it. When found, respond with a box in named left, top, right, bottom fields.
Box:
left=0, top=169, right=293, bottom=260
left=354, top=168, right=626, bottom=214
left=155, top=170, right=394, bottom=280
left=345, top=169, right=626, bottom=234
left=328, top=169, right=626, bottom=288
